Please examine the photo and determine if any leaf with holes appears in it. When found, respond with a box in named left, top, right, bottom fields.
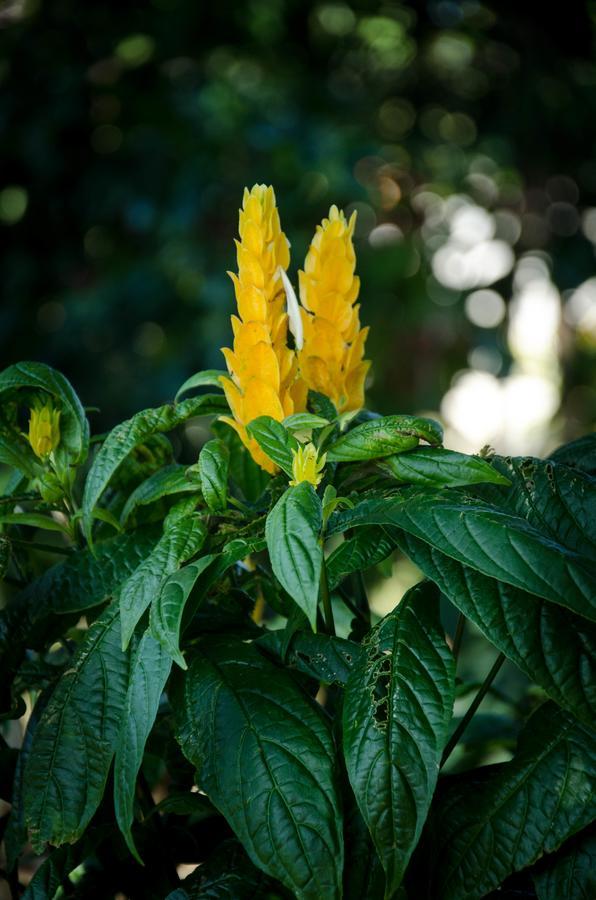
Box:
left=396, top=530, right=596, bottom=726
left=198, top=439, right=229, bottom=512
left=114, top=630, right=172, bottom=860
left=328, top=489, right=596, bottom=623
left=343, top=581, right=455, bottom=897
left=257, top=630, right=362, bottom=686
left=428, top=702, right=596, bottom=900
left=265, top=482, right=322, bottom=629
left=23, top=605, right=131, bottom=851
left=326, top=415, right=443, bottom=462
left=82, top=394, right=226, bottom=540
left=173, top=638, right=344, bottom=900
left=550, top=433, right=596, bottom=476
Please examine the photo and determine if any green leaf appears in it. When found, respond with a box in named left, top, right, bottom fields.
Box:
left=22, top=846, right=76, bottom=900
left=265, top=483, right=322, bottom=629
left=551, top=432, right=596, bottom=476
left=283, top=412, right=330, bottom=432
left=474, top=455, right=596, bottom=557
left=343, top=796, right=386, bottom=900
left=119, top=512, right=207, bottom=649
left=326, top=526, right=398, bottom=589
left=533, top=826, right=596, bottom=900
left=246, top=415, right=298, bottom=476
left=4, top=688, right=53, bottom=868
left=174, top=369, right=228, bottom=402
left=120, top=464, right=198, bottom=525
left=429, top=702, right=596, bottom=900
left=166, top=838, right=281, bottom=899
left=329, top=489, right=596, bottom=623
left=326, top=415, right=443, bottom=462
left=114, top=630, right=172, bottom=861
left=23, top=605, right=131, bottom=852
left=0, top=528, right=159, bottom=710
left=0, top=361, right=89, bottom=468
left=343, top=581, right=455, bottom=896
left=174, top=638, right=344, bottom=900
left=257, top=630, right=362, bottom=686
left=396, top=530, right=596, bottom=727
left=0, top=512, right=71, bottom=534
left=198, top=439, right=229, bottom=512
left=214, top=420, right=270, bottom=502
left=381, top=447, right=511, bottom=487
left=150, top=555, right=217, bottom=668
left=0, top=427, right=40, bottom=478
left=82, top=394, right=226, bottom=540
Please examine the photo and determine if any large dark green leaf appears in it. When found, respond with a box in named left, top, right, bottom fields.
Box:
left=23, top=605, right=131, bottom=851
left=532, top=825, right=596, bottom=899
left=174, top=638, right=343, bottom=900
left=150, top=555, right=217, bottom=667
left=329, top=489, right=596, bottom=623
left=429, top=702, right=596, bottom=900
left=21, top=846, right=75, bottom=900
left=0, top=361, right=89, bottom=467
left=120, top=464, right=198, bottom=525
left=246, top=416, right=298, bottom=476
left=326, top=415, right=442, bottom=463
left=265, top=483, right=322, bottom=629
left=0, top=528, right=158, bottom=712
left=165, top=839, right=285, bottom=899
left=343, top=581, right=455, bottom=896
left=198, top=439, right=229, bottom=512
left=0, top=427, right=40, bottom=478
left=474, top=455, right=596, bottom=557
left=81, top=394, right=226, bottom=539
left=114, top=630, right=172, bottom=860
left=381, top=447, right=510, bottom=488
left=550, top=433, right=596, bottom=476
left=119, top=511, right=206, bottom=649
left=396, top=531, right=596, bottom=726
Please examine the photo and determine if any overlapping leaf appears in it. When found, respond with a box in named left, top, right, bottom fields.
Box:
left=23, top=605, right=131, bottom=851
left=343, top=581, right=455, bottom=896
left=429, top=702, right=596, bottom=899
left=326, top=415, right=442, bottom=462
left=174, top=638, right=344, bottom=900
left=395, top=532, right=596, bottom=727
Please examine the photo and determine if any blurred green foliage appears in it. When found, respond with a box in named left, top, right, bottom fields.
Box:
left=1, top=0, right=596, bottom=437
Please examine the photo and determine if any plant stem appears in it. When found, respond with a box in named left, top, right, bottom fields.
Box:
left=441, top=651, right=506, bottom=766
left=319, top=555, right=335, bottom=636
left=452, top=612, right=466, bottom=661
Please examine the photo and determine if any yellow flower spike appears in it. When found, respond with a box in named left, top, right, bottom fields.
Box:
left=28, top=398, right=61, bottom=460
left=298, top=206, right=370, bottom=413
left=220, top=185, right=307, bottom=472
left=289, top=442, right=326, bottom=488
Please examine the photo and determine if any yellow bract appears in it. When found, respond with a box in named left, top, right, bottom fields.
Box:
left=289, top=443, right=326, bottom=488
left=298, top=206, right=370, bottom=413
left=220, top=184, right=307, bottom=473
left=28, top=399, right=61, bottom=459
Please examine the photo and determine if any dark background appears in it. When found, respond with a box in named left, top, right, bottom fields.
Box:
left=1, top=0, right=596, bottom=448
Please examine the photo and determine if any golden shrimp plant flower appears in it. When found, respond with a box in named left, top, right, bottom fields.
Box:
left=28, top=398, right=61, bottom=460
left=298, top=205, right=370, bottom=413
left=220, top=185, right=307, bottom=473
left=289, top=442, right=326, bottom=488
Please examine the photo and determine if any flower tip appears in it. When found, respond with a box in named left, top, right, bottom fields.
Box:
left=279, top=267, right=304, bottom=351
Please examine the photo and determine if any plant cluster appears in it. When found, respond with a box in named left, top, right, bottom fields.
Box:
left=0, top=187, right=595, bottom=899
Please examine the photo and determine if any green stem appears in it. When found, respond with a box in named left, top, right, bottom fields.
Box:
left=452, top=612, right=466, bottom=661
left=441, top=652, right=506, bottom=766
left=319, top=554, right=335, bottom=636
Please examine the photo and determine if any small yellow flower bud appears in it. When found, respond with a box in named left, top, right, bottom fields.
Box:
left=28, top=399, right=61, bottom=460
left=289, top=442, right=326, bottom=488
